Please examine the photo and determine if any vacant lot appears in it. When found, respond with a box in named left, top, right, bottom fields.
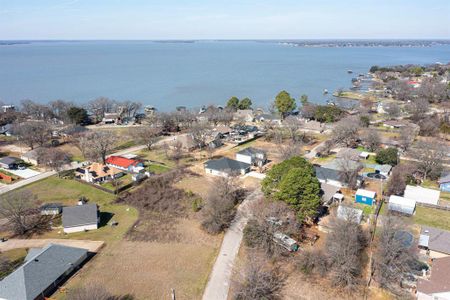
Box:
left=61, top=218, right=221, bottom=300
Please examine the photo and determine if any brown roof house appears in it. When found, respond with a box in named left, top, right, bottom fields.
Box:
left=419, top=226, right=450, bottom=259
left=417, top=256, right=450, bottom=300
left=75, top=162, right=124, bottom=184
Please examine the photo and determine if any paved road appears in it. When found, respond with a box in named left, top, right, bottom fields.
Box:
left=0, top=238, right=104, bottom=252
left=202, top=189, right=262, bottom=300
left=0, top=171, right=56, bottom=195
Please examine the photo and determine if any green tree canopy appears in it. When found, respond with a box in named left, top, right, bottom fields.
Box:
left=314, top=105, right=344, bottom=123
left=300, top=94, right=309, bottom=106
left=262, top=156, right=320, bottom=222
left=238, top=97, right=253, bottom=110
left=274, top=90, right=296, bottom=119
left=226, top=96, right=240, bottom=110
left=376, top=147, right=398, bottom=166
left=67, top=106, right=89, bottom=125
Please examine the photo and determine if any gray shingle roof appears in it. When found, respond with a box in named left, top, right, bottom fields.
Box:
left=62, top=203, right=98, bottom=228
left=0, top=244, right=88, bottom=300
left=204, top=157, right=250, bottom=173
left=0, top=156, right=19, bottom=166
left=314, top=166, right=342, bottom=183
left=237, top=147, right=266, bottom=157
left=421, top=226, right=450, bottom=255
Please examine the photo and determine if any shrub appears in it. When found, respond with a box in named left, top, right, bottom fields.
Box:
left=192, top=198, right=203, bottom=212
left=376, top=147, right=398, bottom=166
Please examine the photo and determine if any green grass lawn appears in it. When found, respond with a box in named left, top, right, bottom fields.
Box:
left=147, top=163, right=172, bottom=174
left=14, top=176, right=138, bottom=242
left=413, top=206, right=450, bottom=231
left=100, top=174, right=133, bottom=191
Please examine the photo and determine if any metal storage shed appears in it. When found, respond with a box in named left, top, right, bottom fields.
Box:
left=388, top=195, right=416, bottom=216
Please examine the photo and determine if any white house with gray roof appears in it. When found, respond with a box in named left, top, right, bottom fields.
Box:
left=236, top=147, right=267, bottom=167
left=62, top=203, right=99, bottom=233
left=204, top=157, right=250, bottom=177
left=0, top=244, right=88, bottom=300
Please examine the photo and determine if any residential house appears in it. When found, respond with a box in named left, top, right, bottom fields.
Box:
left=375, top=164, right=392, bottom=177
left=404, top=185, right=440, bottom=206
left=40, top=203, right=63, bottom=216
left=236, top=147, right=267, bottom=167
left=106, top=156, right=144, bottom=173
left=233, top=109, right=254, bottom=123
left=204, top=157, right=251, bottom=177
left=62, top=203, right=99, bottom=233
left=75, top=163, right=124, bottom=183
left=320, top=182, right=343, bottom=206
left=0, top=124, right=12, bottom=136
left=417, top=256, right=450, bottom=300
left=355, top=189, right=376, bottom=206
left=0, top=244, right=88, bottom=300
left=388, top=195, right=416, bottom=216
left=21, top=149, right=40, bottom=165
left=419, top=226, right=450, bottom=259
left=102, top=112, right=121, bottom=124
left=255, top=114, right=282, bottom=125
left=314, top=166, right=345, bottom=188
left=439, top=173, right=450, bottom=192
left=214, top=125, right=232, bottom=136
left=0, top=156, right=19, bottom=169
left=1, top=105, right=15, bottom=113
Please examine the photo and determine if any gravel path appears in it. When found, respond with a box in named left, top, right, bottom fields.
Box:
left=202, top=189, right=262, bottom=300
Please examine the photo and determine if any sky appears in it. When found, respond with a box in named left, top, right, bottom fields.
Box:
left=0, top=0, right=449, bottom=40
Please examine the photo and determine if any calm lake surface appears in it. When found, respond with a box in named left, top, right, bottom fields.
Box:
left=1, top=41, right=449, bottom=110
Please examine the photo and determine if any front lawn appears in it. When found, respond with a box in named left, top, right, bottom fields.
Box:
left=100, top=174, right=133, bottom=191
left=15, top=176, right=138, bottom=243
left=413, top=206, right=450, bottom=231
left=146, top=163, right=172, bottom=174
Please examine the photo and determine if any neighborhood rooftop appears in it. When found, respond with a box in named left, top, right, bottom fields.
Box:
left=0, top=244, right=88, bottom=300
left=62, top=203, right=98, bottom=228
left=420, top=226, right=450, bottom=255
left=237, top=147, right=266, bottom=156
left=204, top=157, right=250, bottom=172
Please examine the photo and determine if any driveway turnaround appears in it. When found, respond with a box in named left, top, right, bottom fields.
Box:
left=202, top=189, right=262, bottom=300
left=0, top=171, right=56, bottom=195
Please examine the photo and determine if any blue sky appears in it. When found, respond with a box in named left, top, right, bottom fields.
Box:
left=0, top=0, right=449, bottom=39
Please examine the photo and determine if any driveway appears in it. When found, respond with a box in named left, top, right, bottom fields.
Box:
left=202, top=189, right=262, bottom=300
left=0, top=171, right=56, bottom=195
left=3, top=168, right=41, bottom=179
left=0, top=239, right=104, bottom=253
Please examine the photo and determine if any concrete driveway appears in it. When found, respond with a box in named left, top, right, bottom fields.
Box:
left=0, top=239, right=104, bottom=253
left=202, top=189, right=262, bottom=300
left=3, top=168, right=41, bottom=179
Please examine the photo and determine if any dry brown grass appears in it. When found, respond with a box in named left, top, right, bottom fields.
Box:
left=61, top=219, right=221, bottom=300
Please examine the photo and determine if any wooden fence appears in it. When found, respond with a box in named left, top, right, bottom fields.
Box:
left=416, top=202, right=450, bottom=211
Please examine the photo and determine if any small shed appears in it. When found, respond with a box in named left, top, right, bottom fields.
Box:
left=388, top=195, right=416, bottom=216
left=355, top=189, right=376, bottom=206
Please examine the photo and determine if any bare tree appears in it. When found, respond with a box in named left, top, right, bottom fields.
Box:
left=37, top=148, right=71, bottom=175
left=201, top=176, right=241, bottom=234
left=278, top=141, right=303, bottom=160
left=13, top=121, right=52, bottom=149
left=362, top=128, right=381, bottom=152
left=325, top=217, right=367, bottom=290
left=374, top=215, right=418, bottom=295
left=337, top=155, right=363, bottom=189
left=189, top=122, right=211, bottom=149
left=418, top=115, right=440, bottom=136
left=233, top=257, right=284, bottom=300
left=88, top=97, right=116, bottom=121
left=386, top=163, right=417, bottom=196
left=398, top=127, right=416, bottom=151
left=119, top=100, right=142, bottom=118
left=283, top=116, right=302, bottom=142
left=387, top=80, right=412, bottom=101
left=332, top=117, right=360, bottom=147
left=406, top=98, right=429, bottom=122
left=410, top=141, right=447, bottom=180
left=131, top=127, right=161, bottom=150
left=385, top=102, right=401, bottom=118
left=20, top=100, right=54, bottom=120
left=418, top=77, right=449, bottom=103
left=77, top=131, right=116, bottom=164
left=0, top=190, right=38, bottom=236
left=49, top=99, right=73, bottom=122
left=168, top=141, right=184, bottom=165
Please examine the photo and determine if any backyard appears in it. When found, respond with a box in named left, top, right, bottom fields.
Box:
left=413, top=206, right=450, bottom=231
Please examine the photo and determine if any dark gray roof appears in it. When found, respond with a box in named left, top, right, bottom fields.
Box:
left=62, top=203, right=98, bottom=228
left=40, top=203, right=63, bottom=210
left=237, top=147, right=266, bottom=157
left=204, top=157, right=250, bottom=173
left=314, top=166, right=342, bottom=182
left=320, top=182, right=340, bottom=202
left=421, top=226, right=450, bottom=255
left=0, top=156, right=19, bottom=165
left=0, top=244, right=88, bottom=300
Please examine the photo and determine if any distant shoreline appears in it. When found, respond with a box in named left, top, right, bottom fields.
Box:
left=1, top=39, right=450, bottom=48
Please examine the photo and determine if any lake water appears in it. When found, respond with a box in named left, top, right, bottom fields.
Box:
left=1, top=41, right=449, bottom=111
